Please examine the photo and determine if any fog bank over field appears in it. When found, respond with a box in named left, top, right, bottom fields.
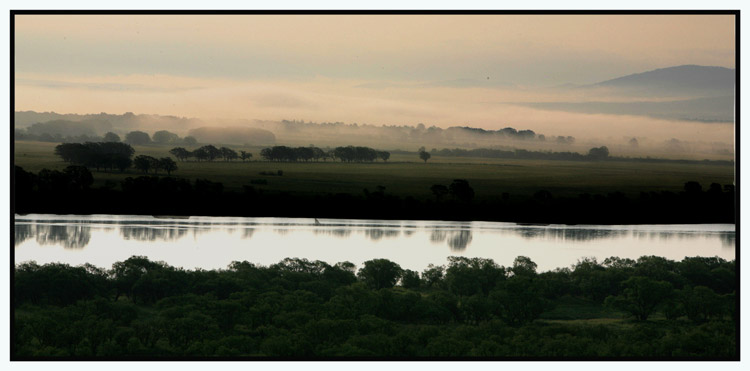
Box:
left=15, top=108, right=734, bottom=161
left=14, top=15, right=734, bottom=160
left=15, top=64, right=734, bottom=158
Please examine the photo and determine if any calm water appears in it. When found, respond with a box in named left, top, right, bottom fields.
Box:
left=14, top=214, right=735, bottom=272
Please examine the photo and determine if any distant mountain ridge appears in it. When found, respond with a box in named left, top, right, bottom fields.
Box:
left=523, top=65, right=736, bottom=122
left=594, top=65, right=735, bottom=96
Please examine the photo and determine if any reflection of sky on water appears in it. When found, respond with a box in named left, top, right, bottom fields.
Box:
left=14, top=214, right=735, bottom=272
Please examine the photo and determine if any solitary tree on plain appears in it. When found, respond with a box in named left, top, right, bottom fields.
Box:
left=419, top=149, right=431, bottom=163
left=159, top=157, right=178, bottom=175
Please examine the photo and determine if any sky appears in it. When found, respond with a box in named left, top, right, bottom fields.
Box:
left=13, top=14, right=736, bottom=142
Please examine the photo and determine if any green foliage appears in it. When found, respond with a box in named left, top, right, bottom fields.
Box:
left=401, top=269, right=421, bottom=289
left=489, top=276, right=549, bottom=325
left=605, top=276, right=673, bottom=321
left=357, top=259, right=403, bottom=290
left=13, top=255, right=737, bottom=358
left=421, top=264, right=445, bottom=288
left=445, top=256, right=505, bottom=296
left=678, top=286, right=726, bottom=323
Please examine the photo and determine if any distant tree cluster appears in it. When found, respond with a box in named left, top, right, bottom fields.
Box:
left=124, top=130, right=197, bottom=146
left=54, top=142, right=135, bottom=172
left=169, top=145, right=248, bottom=162
left=553, top=136, right=576, bottom=144
left=431, top=146, right=611, bottom=161
left=259, top=146, right=326, bottom=162
left=278, top=119, right=553, bottom=144
left=430, top=179, right=475, bottom=203
left=13, top=254, right=736, bottom=358
left=257, top=145, right=390, bottom=163
left=15, top=126, right=199, bottom=147
left=587, top=146, right=610, bottom=160
left=15, top=165, right=94, bottom=193
left=133, top=156, right=178, bottom=175
left=15, top=129, right=105, bottom=144
left=331, top=146, right=390, bottom=163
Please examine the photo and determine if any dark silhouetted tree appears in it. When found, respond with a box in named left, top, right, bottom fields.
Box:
left=159, top=157, right=178, bottom=175
left=62, top=165, right=94, bottom=191
left=430, top=184, right=449, bottom=202
left=133, top=155, right=157, bottom=174
left=357, top=259, right=403, bottom=290
left=401, top=270, right=421, bottom=289
left=419, top=149, right=431, bottom=163
left=152, top=130, right=179, bottom=145
left=587, top=146, right=610, bottom=160
left=169, top=147, right=191, bottom=162
left=194, top=145, right=221, bottom=161
left=240, top=151, right=252, bottom=162
left=449, top=179, right=474, bottom=203
left=684, top=181, right=703, bottom=194
left=511, top=256, right=538, bottom=277
left=220, top=147, right=239, bottom=162
left=103, top=132, right=121, bottom=143
left=378, top=151, right=391, bottom=162
left=124, top=131, right=152, bottom=145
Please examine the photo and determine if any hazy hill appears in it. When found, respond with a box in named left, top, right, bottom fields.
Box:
left=525, top=65, right=736, bottom=122
left=14, top=111, right=204, bottom=133
left=595, top=65, right=735, bottom=97
left=526, top=95, right=734, bottom=123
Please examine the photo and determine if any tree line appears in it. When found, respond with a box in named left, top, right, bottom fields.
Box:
left=54, top=142, right=180, bottom=176
left=429, top=146, right=732, bottom=165
left=260, top=146, right=390, bottom=163
left=13, top=254, right=735, bottom=358
left=17, top=128, right=199, bottom=146
left=169, top=145, right=252, bottom=162
left=430, top=146, right=610, bottom=161
left=13, top=166, right=736, bottom=225
left=54, top=142, right=135, bottom=172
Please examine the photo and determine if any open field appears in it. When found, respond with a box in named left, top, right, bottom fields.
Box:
left=14, top=141, right=735, bottom=201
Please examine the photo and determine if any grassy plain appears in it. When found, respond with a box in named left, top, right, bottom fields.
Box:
left=14, top=141, right=735, bottom=201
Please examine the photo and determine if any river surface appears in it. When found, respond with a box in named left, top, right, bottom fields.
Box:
left=14, top=214, right=735, bottom=272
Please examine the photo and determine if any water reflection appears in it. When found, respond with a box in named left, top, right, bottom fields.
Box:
left=430, top=229, right=447, bottom=243
left=120, top=226, right=188, bottom=242
left=34, top=224, right=91, bottom=249
left=242, top=228, right=255, bottom=239
left=429, top=228, right=473, bottom=251
left=720, top=233, right=735, bottom=248
left=15, top=224, right=33, bottom=246
left=447, top=230, right=473, bottom=251
left=516, top=228, right=628, bottom=241
left=364, top=228, right=400, bottom=241
left=13, top=216, right=736, bottom=259
left=313, top=229, right=352, bottom=238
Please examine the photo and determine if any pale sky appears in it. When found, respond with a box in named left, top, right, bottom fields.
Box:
left=13, top=14, right=736, bottom=140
